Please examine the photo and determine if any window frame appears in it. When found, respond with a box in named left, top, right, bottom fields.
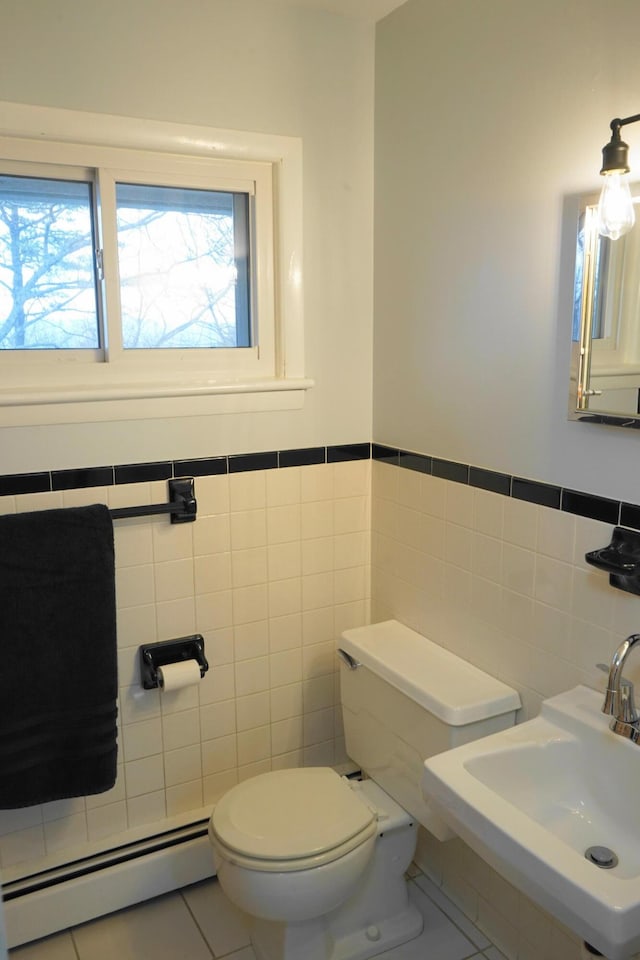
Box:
left=0, top=101, right=309, bottom=425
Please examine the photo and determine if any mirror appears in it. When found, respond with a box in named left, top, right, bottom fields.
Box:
left=569, top=185, right=640, bottom=426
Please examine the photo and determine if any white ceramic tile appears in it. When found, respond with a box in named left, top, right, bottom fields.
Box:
left=270, top=649, right=302, bottom=687
left=166, top=779, right=203, bottom=817
left=303, top=675, right=334, bottom=712
left=271, top=716, right=304, bottom=755
left=114, top=521, right=154, bottom=567
left=183, top=878, right=252, bottom=957
left=396, top=468, right=422, bottom=510
left=267, top=503, right=301, bottom=544
left=200, top=700, right=236, bottom=740
left=120, top=683, right=161, bottom=725
left=72, top=891, right=212, bottom=960
left=302, top=640, right=336, bottom=678
left=84, top=766, right=126, bottom=809
left=159, top=682, right=199, bottom=715
left=238, top=759, right=271, bottom=780
left=533, top=555, right=573, bottom=612
left=154, top=558, right=194, bottom=602
left=303, top=707, right=334, bottom=745
left=270, top=682, right=303, bottom=722
left=501, top=543, right=535, bottom=597
left=473, top=488, right=504, bottom=539
left=302, top=536, right=334, bottom=575
left=15, top=491, right=63, bottom=513
left=192, top=514, right=231, bottom=556
left=266, top=466, right=301, bottom=506
left=44, top=813, right=88, bottom=854
left=471, top=533, right=502, bottom=583
left=232, top=546, right=268, bottom=588
left=229, top=470, right=267, bottom=511
left=302, top=606, right=335, bottom=645
left=334, top=496, right=368, bottom=534
left=445, top=482, right=474, bottom=529
left=237, top=725, right=271, bottom=765
left=195, top=552, right=232, bottom=593
left=155, top=597, right=196, bottom=639
left=230, top=509, right=267, bottom=550
left=235, top=656, right=269, bottom=696
left=268, top=577, right=302, bottom=617
left=124, top=754, right=165, bottom=797
left=234, top=620, right=269, bottom=660
left=334, top=599, right=367, bottom=636
left=374, top=881, right=477, bottom=960
left=0, top=805, right=42, bottom=837
left=301, top=500, right=333, bottom=539
left=334, top=459, right=370, bottom=499
left=413, top=874, right=491, bottom=950
left=151, top=520, right=193, bottom=563
left=236, top=691, right=270, bottom=731
left=196, top=589, right=233, bottom=632
left=40, top=798, right=86, bottom=824
left=204, top=627, right=235, bottom=666
left=269, top=613, right=302, bottom=652
left=268, top=540, right=302, bottom=580
left=303, top=740, right=334, bottom=766
left=202, top=734, right=237, bottom=775
left=302, top=570, right=334, bottom=610
left=232, top=583, right=268, bottom=625
left=334, top=531, right=369, bottom=569
left=445, top=524, right=473, bottom=571
left=115, top=563, right=155, bottom=608
left=198, top=662, right=235, bottom=704
left=126, top=789, right=166, bottom=828
left=300, top=463, right=334, bottom=502
left=536, top=507, right=576, bottom=564
left=502, top=497, right=538, bottom=550
left=122, top=718, right=163, bottom=761
left=164, top=744, right=202, bottom=786
left=193, top=474, right=230, bottom=518
left=203, top=769, right=238, bottom=805
left=86, top=801, right=128, bottom=842
left=162, top=708, right=200, bottom=751
left=334, top=565, right=367, bottom=604
left=9, top=930, right=78, bottom=960
left=0, top=825, right=46, bottom=867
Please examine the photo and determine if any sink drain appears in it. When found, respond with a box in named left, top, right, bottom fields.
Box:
left=585, top=845, right=618, bottom=869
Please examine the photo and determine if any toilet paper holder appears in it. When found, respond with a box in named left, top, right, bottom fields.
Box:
left=140, top=635, right=209, bottom=690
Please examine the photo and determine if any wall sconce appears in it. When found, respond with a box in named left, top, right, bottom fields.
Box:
left=599, top=113, right=640, bottom=239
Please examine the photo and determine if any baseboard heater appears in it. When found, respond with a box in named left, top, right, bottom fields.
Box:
left=2, top=820, right=215, bottom=948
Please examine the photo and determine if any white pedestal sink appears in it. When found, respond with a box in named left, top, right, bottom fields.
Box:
left=422, top=685, right=640, bottom=960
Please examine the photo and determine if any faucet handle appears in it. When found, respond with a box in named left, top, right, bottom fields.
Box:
left=596, top=663, right=637, bottom=721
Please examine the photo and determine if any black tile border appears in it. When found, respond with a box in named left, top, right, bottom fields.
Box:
left=0, top=441, right=635, bottom=528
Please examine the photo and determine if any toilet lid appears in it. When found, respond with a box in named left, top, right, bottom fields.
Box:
left=211, top=768, right=376, bottom=862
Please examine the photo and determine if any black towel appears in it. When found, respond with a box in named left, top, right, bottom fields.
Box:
left=0, top=504, right=118, bottom=808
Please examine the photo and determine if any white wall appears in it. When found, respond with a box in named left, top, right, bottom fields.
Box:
left=374, top=0, right=640, bottom=504
left=0, top=0, right=374, bottom=473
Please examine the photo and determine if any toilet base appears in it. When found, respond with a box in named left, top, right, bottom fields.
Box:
left=250, top=902, right=422, bottom=960
left=247, top=792, right=422, bottom=960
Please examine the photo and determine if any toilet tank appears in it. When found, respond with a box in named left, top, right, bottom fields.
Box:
left=339, top=620, right=520, bottom=840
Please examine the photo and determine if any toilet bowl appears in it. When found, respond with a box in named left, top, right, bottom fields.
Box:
left=209, top=620, right=521, bottom=960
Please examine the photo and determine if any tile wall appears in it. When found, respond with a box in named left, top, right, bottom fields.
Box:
left=0, top=450, right=370, bottom=882
left=370, top=450, right=640, bottom=960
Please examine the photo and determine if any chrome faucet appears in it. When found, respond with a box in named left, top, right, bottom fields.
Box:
left=601, top=634, right=640, bottom=742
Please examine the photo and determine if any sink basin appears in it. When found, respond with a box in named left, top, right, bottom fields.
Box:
left=422, top=685, right=640, bottom=959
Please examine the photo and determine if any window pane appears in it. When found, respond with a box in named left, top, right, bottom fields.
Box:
left=116, top=183, right=251, bottom=349
left=0, top=175, right=99, bottom=350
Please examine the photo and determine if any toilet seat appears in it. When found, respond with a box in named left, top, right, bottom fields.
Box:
left=210, top=767, right=377, bottom=873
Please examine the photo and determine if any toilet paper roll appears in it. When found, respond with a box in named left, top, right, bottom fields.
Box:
left=157, top=659, right=202, bottom=692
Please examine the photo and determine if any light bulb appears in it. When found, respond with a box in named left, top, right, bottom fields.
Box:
left=598, top=171, right=636, bottom=240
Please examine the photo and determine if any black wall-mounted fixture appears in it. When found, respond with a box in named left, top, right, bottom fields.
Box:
left=111, top=477, right=197, bottom=523
left=585, top=527, right=640, bottom=596
left=140, top=635, right=209, bottom=689
left=598, top=113, right=640, bottom=240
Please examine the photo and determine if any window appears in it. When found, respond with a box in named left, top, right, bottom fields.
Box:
left=0, top=102, right=308, bottom=424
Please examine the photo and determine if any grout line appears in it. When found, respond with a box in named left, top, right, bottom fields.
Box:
left=179, top=884, right=216, bottom=959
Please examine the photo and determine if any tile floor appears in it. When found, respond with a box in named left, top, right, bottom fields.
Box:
left=8, top=868, right=506, bottom=960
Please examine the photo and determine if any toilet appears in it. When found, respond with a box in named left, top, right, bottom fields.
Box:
left=209, top=619, right=521, bottom=960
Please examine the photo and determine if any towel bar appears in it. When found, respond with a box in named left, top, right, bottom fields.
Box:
left=110, top=477, right=197, bottom=523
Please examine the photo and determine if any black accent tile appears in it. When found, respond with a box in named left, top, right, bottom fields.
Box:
left=278, top=447, right=326, bottom=468
left=228, top=452, right=278, bottom=473
left=174, top=457, right=228, bottom=477
left=469, top=467, right=511, bottom=496
left=52, top=466, right=114, bottom=491
left=0, top=472, right=51, bottom=497
left=621, top=503, right=640, bottom=531
left=511, top=477, right=561, bottom=509
left=327, top=443, right=371, bottom=463
left=115, top=462, right=173, bottom=484
left=432, top=458, right=469, bottom=484
left=398, top=451, right=432, bottom=474
left=371, top=444, right=400, bottom=464
left=562, top=489, right=620, bottom=524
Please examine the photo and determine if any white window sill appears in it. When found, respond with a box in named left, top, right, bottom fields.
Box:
left=0, top=378, right=315, bottom=426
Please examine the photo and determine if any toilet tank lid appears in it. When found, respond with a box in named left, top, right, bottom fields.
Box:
left=340, top=620, right=520, bottom=725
